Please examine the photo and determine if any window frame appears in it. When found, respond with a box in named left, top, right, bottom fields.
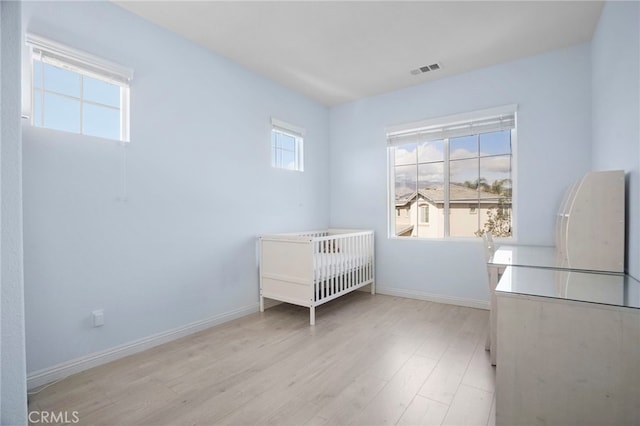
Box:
left=271, top=118, right=304, bottom=172
left=25, top=33, right=133, bottom=142
left=386, top=105, right=517, bottom=241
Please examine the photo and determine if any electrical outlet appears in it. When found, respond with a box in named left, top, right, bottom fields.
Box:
left=92, top=309, right=104, bottom=327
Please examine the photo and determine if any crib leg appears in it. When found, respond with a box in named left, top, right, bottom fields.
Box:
left=371, top=282, right=376, bottom=295
left=259, top=295, right=264, bottom=312
left=310, top=306, right=315, bottom=326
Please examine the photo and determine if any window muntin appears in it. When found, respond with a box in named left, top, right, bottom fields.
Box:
left=388, top=107, right=515, bottom=239
left=271, top=118, right=304, bottom=172
left=26, top=33, right=132, bottom=142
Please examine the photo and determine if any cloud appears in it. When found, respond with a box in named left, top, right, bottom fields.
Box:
left=480, top=155, right=511, bottom=173
left=394, top=145, right=510, bottom=186
left=394, top=146, right=417, bottom=165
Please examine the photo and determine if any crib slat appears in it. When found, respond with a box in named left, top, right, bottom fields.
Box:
left=347, top=236, right=353, bottom=290
left=338, top=235, right=342, bottom=294
left=342, top=236, right=346, bottom=293
left=363, top=234, right=367, bottom=282
left=360, top=234, right=364, bottom=283
left=369, top=233, right=373, bottom=283
left=315, top=240, right=320, bottom=303
left=342, top=236, right=348, bottom=291
left=355, top=235, right=359, bottom=286
left=345, top=235, right=349, bottom=291
left=365, top=234, right=369, bottom=282
left=322, top=240, right=327, bottom=300
left=356, top=236, right=360, bottom=289
left=319, top=239, right=323, bottom=300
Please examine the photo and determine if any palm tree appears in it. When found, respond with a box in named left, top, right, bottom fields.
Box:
left=491, top=179, right=504, bottom=195
left=477, top=177, right=489, bottom=192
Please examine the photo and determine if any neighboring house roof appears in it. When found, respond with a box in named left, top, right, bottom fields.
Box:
left=395, top=224, right=414, bottom=236
left=396, top=184, right=505, bottom=207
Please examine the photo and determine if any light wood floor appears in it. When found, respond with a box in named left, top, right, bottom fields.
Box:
left=28, top=292, right=495, bottom=426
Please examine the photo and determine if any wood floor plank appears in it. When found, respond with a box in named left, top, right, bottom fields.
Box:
left=461, top=340, right=495, bottom=393
left=487, top=393, right=496, bottom=426
left=307, top=374, right=387, bottom=426
left=441, top=384, right=494, bottom=426
left=349, top=355, right=438, bottom=426
left=27, top=293, right=494, bottom=426
left=396, top=395, right=449, bottom=426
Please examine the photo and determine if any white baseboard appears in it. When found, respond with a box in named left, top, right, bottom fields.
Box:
left=27, top=303, right=258, bottom=390
left=376, top=286, right=489, bottom=310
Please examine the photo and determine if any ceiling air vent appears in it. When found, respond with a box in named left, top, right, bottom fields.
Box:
left=410, top=62, right=441, bottom=75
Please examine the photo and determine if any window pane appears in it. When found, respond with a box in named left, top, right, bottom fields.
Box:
left=43, top=63, right=80, bottom=97
left=83, top=104, right=120, bottom=140
left=450, top=134, right=478, bottom=160
left=395, top=164, right=417, bottom=199
left=43, top=93, right=80, bottom=133
left=417, top=163, right=444, bottom=238
left=394, top=164, right=417, bottom=237
left=418, top=162, right=444, bottom=192
left=478, top=155, right=512, bottom=237
left=478, top=200, right=512, bottom=238
left=394, top=143, right=417, bottom=166
left=480, top=155, right=512, bottom=196
left=33, top=60, right=42, bottom=89
left=450, top=158, right=480, bottom=201
left=281, top=149, right=296, bottom=170
left=33, top=89, right=43, bottom=126
left=418, top=140, right=444, bottom=163
left=277, top=132, right=296, bottom=152
left=83, top=76, right=120, bottom=107
left=450, top=157, right=481, bottom=237
left=480, top=130, right=511, bottom=156
left=450, top=201, right=481, bottom=237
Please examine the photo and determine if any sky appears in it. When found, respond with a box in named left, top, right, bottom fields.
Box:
left=394, top=130, right=512, bottom=197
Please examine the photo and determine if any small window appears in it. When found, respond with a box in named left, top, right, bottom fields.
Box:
left=271, top=118, right=304, bottom=171
left=26, top=34, right=133, bottom=142
left=419, top=204, right=430, bottom=223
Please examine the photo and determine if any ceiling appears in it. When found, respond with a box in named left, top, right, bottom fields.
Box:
left=115, top=1, right=604, bottom=106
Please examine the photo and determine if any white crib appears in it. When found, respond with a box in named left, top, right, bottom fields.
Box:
left=259, top=229, right=375, bottom=325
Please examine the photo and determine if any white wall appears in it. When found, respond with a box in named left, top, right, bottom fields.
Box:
left=22, top=1, right=329, bottom=375
left=1, top=1, right=28, bottom=423
left=592, top=1, right=640, bottom=279
left=329, top=44, right=593, bottom=305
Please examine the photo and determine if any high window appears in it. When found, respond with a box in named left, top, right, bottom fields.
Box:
left=271, top=118, right=304, bottom=171
left=26, top=34, right=133, bottom=142
left=387, top=106, right=516, bottom=239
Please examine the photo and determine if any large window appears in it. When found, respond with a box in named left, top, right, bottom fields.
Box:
left=387, top=106, right=516, bottom=239
left=271, top=118, right=304, bottom=171
left=26, top=34, right=133, bottom=142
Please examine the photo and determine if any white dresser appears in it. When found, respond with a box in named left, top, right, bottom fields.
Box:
left=495, top=266, right=640, bottom=426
